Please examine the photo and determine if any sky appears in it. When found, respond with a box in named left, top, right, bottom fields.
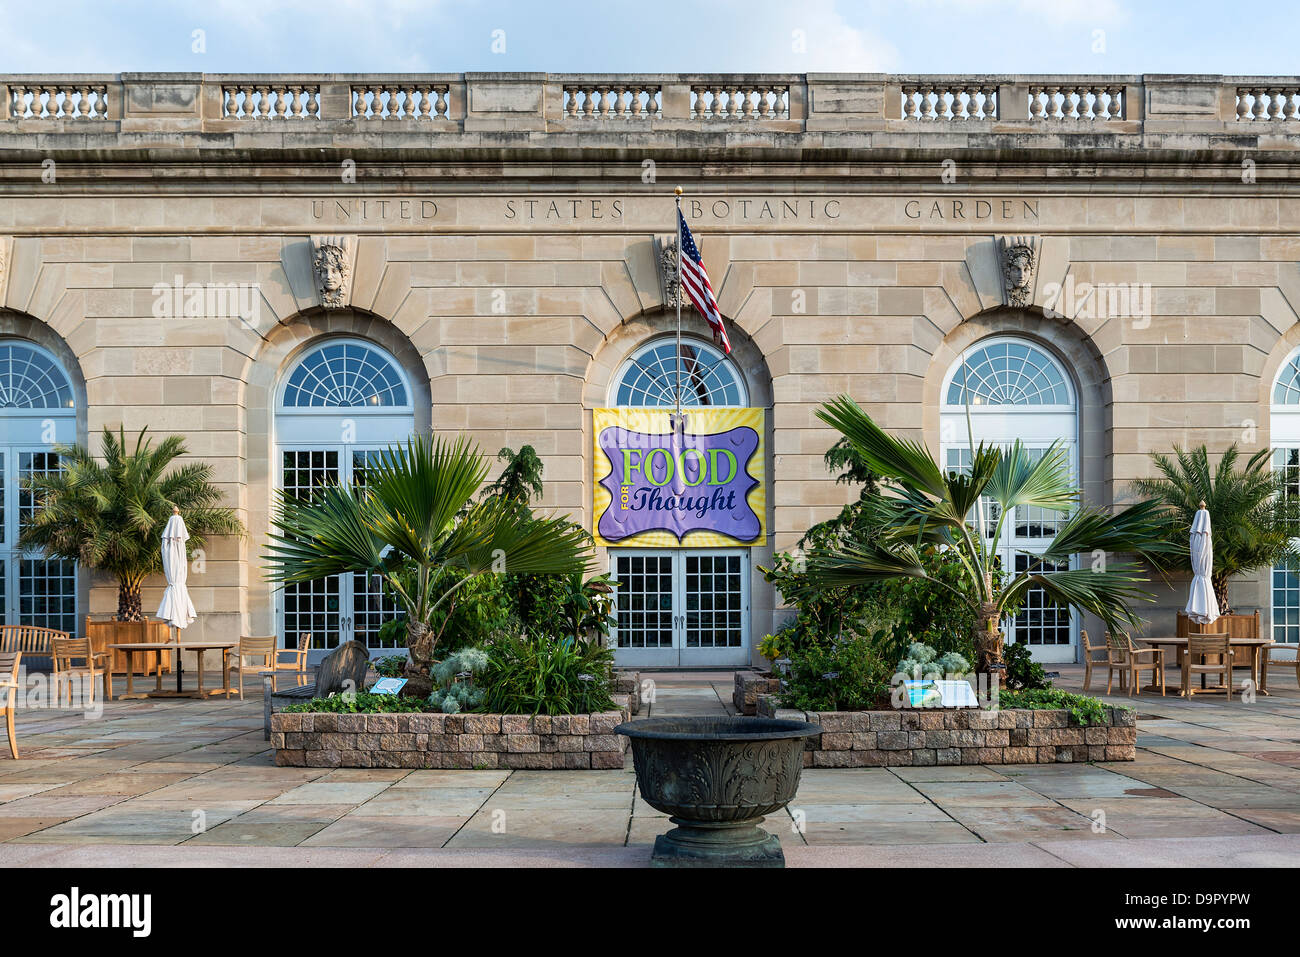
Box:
left=0, top=0, right=1293, bottom=75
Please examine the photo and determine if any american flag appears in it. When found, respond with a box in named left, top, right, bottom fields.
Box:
left=677, top=208, right=731, bottom=353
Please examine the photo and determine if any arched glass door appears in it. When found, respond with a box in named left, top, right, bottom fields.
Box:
left=1269, top=350, right=1300, bottom=651
left=606, top=337, right=751, bottom=668
left=940, top=338, right=1079, bottom=663
left=0, top=340, right=78, bottom=633
left=274, top=338, right=415, bottom=663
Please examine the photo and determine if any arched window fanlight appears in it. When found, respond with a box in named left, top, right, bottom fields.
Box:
left=1274, top=351, right=1300, bottom=405
left=0, top=340, right=75, bottom=410
left=281, top=339, right=409, bottom=409
left=612, top=338, right=745, bottom=408
left=945, top=339, right=1072, bottom=408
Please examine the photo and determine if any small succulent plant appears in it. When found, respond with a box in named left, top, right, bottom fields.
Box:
left=428, top=647, right=490, bottom=714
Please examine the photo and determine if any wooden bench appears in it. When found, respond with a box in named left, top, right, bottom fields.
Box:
left=0, top=625, right=68, bottom=669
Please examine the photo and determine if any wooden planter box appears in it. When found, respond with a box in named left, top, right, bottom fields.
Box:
left=1176, top=610, right=1259, bottom=640
left=85, top=617, right=172, bottom=675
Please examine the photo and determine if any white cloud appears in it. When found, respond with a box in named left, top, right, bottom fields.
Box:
left=712, top=0, right=901, bottom=72
left=904, top=0, right=1128, bottom=28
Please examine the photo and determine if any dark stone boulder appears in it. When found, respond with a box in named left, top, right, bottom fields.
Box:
left=316, top=640, right=371, bottom=696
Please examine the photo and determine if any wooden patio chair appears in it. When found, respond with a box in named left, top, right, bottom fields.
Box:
left=274, top=632, right=312, bottom=688
left=1259, top=642, right=1299, bottom=691
left=226, top=635, right=278, bottom=700
left=0, top=652, right=21, bottom=760
left=1080, top=629, right=1110, bottom=692
left=1183, top=633, right=1234, bottom=700
left=51, top=637, right=112, bottom=706
left=1106, top=631, right=1165, bottom=696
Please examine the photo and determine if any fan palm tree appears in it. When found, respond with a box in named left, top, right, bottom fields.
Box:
left=18, top=426, right=244, bottom=621
left=1129, top=444, right=1299, bottom=614
left=800, top=396, right=1173, bottom=672
left=263, top=435, right=592, bottom=690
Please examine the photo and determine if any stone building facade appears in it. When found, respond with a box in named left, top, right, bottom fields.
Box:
left=2, top=73, right=1300, bottom=668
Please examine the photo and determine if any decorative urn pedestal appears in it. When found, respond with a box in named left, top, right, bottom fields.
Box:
left=616, top=716, right=823, bottom=868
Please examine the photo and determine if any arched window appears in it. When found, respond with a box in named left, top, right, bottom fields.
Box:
left=940, top=337, right=1078, bottom=663
left=0, top=340, right=74, bottom=410
left=275, top=338, right=414, bottom=661
left=1275, top=353, right=1300, bottom=407
left=0, top=339, right=78, bottom=634
left=281, top=339, right=409, bottom=409
left=945, top=339, right=1073, bottom=408
left=1269, top=347, right=1300, bottom=646
left=611, top=338, right=745, bottom=407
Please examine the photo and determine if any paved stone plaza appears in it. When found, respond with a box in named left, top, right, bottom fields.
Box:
left=1, top=669, right=1298, bottom=867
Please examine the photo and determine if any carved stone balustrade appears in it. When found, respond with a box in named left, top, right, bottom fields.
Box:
left=690, top=81, right=791, bottom=120
left=7, top=80, right=110, bottom=119
left=221, top=82, right=320, bottom=119
left=900, top=82, right=998, bottom=120
left=2, top=74, right=1300, bottom=158
left=1028, top=83, right=1126, bottom=120
left=560, top=83, right=662, bottom=120
left=1236, top=85, right=1300, bottom=121
left=352, top=83, right=451, bottom=119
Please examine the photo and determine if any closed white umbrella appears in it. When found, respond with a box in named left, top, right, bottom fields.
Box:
left=157, top=507, right=196, bottom=693
left=157, top=507, right=196, bottom=630
left=1184, top=499, right=1221, bottom=625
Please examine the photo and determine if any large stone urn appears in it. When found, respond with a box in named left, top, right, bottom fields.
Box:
left=616, top=716, right=822, bottom=868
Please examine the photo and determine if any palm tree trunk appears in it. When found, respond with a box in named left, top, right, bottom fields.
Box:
left=973, top=602, right=1003, bottom=674
left=402, top=618, right=433, bottom=698
left=117, top=579, right=144, bottom=621
left=1212, top=574, right=1231, bottom=616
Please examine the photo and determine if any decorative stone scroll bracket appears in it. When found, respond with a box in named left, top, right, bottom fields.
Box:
left=654, top=233, right=683, bottom=309
left=310, top=233, right=357, bottom=310
left=998, top=234, right=1040, bottom=309
left=0, top=235, right=11, bottom=307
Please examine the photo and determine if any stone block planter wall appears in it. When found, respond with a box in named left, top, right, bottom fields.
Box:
left=612, top=670, right=643, bottom=715
left=756, top=695, right=1135, bottom=766
left=271, top=701, right=632, bottom=769
left=733, top=670, right=782, bottom=716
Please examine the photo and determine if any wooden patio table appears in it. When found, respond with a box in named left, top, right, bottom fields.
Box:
left=107, top=641, right=237, bottom=699
left=1139, top=636, right=1274, bottom=696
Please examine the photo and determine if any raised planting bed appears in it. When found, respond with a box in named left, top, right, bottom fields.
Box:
left=271, top=697, right=634, bottom=770
left=733, top=670, right=782, bottom=716
left=756, top=695, right=1135, bottom=766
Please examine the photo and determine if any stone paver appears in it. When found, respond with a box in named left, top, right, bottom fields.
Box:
left=0, top=666, right=1295, bottom=864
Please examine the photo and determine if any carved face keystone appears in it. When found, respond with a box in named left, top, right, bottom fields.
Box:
left=1008, top=253, right=1031, bottom=290
left=312, top=245, right=347, bottom=306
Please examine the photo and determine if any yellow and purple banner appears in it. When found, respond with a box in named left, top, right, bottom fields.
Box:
left=593, top=408, right=766, bottom=548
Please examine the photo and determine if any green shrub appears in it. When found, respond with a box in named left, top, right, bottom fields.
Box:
left=371, top=654, right=407, bottom=678
left=995, top=688, right=1119, bottom=727
left=1002, top=641, right=1050, bottom=690
left=479, top=634, right=617, bottom=715
left=505, top=571, right=617, bottom=642
left=282, top=692, right=434, bottom=714
left=881, top=545, right=988, bottom=665
left=759, top=550, right=893, bottom=657
left=778, top=631, right=892, bottom=712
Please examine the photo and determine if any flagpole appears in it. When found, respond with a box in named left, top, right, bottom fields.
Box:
left=674, top=186, right=684, bottom=421
left=673, top=187, right=684, bottom=670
